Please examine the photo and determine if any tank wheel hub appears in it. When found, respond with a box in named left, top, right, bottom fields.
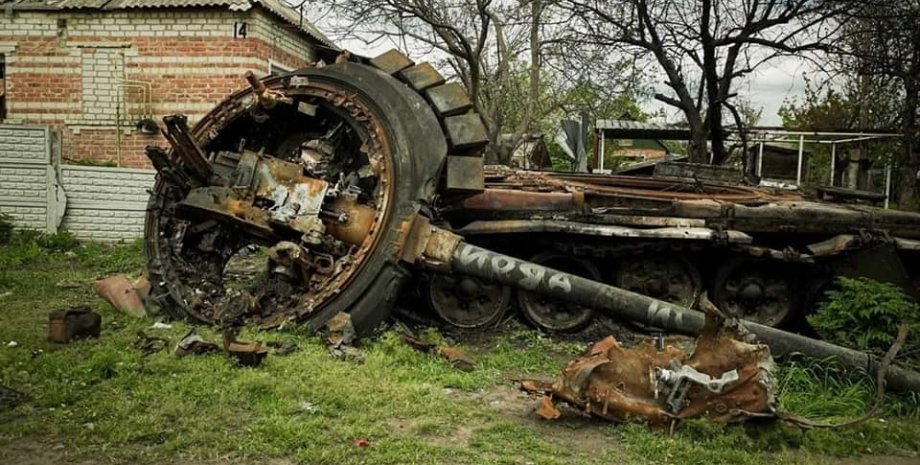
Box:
left=714, top=259, right=797, bottom=327
left=614, top=254, right=701, bottom=308
left=517, top=253, right=601, bottom=332
left=428, top=274, right=510, bottom=329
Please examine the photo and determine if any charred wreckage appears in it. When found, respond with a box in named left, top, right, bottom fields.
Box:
left=142, top=49, right=920, bottom=422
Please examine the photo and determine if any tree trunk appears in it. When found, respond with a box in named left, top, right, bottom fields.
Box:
left=700, top=0, right=726, bottom=165
left=897, top=80, right=919, bottom=209
left=688, top=130, right=709, bottom=164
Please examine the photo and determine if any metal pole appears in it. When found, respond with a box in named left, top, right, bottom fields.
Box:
left=756, top=141, right=764, bottom=177
left=598, top=133, right=605, bottom=172
left=885, top=163, right=892, bottom=209
left=830, top=143, right=837, bottom=187
left=446, top=242, right=920, bottom=393
left=796, top=134, right=804, bottom=186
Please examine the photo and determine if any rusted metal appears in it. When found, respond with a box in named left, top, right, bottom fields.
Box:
left=483, top=169, right=799, bottom=203
left=222, top=330, right=268, bottom=367
left=245, top=70, right=293, bottom=109
left=174, top=330, right=219, bottom=357
left=325, top=197, right=377, bottom=246
left=531, top=307, right=775, bottom=425
left=140, top=47, right=920, bottom=402
left=438, top=240, right=920, bottom=392
left=459, top=189, right=583, bottom=212
left=93, top=275, right=147, bottom=318
left=456, top=219, right=752, bottom=243
left=147, top=67, right=403, bottom=328
left=48, top=307, right=101, bottom=343
left=402, top=332, right=476, bottom=372
left=161, top=114, right=213, bottom=181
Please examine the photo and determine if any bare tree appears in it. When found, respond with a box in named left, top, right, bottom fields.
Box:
left=564, top=0, right=853, bottom=165
left=841, top=1, right=920, bottom=203
left=318, top=0, right=556, bottom=164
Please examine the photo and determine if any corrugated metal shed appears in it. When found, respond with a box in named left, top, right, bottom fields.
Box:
left=596, top=119, right=692, bottom=140
left=0, top=0, right=337, bottom=49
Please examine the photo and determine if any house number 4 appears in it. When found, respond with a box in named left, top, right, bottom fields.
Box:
left=234, top=22, right=248, bottom=39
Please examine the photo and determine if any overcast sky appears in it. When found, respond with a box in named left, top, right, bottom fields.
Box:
left=744, top=58, right=815, bottom=126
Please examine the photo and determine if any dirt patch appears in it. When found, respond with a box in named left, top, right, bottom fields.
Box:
left=445, top=384, right=618, bottom=452
left=444, top=384, right=538, bottom=417
left=830, top=455, right=920, bottom=465
left=388, top=415, right=482, bottom=448
left=0, top=439, right=96, bottom=465
left=0, top=438, right=297, bottom=465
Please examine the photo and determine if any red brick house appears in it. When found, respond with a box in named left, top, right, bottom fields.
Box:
left=0, top=0, right=337, bottom=167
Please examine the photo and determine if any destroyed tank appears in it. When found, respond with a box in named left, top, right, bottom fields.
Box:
left=142, top=48, right=920, bottom=341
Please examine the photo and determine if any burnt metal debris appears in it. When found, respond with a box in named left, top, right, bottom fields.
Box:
left=526, top=302, right=776, bottom=425
left=48, top=306, right=101, bottom=343
left=143, top=49, right=920, bottom=394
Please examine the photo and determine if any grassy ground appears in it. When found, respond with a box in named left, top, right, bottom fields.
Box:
left=2, top=234, right=920, bottom=465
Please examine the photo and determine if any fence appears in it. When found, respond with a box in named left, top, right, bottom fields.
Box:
left=0, top=123, right=155, bottom=242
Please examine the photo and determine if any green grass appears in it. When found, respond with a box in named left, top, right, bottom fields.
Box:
left=2, top=234, right=920, bottom=464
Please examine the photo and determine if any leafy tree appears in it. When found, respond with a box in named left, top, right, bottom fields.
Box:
left=837, top=2, right=920, bottom=207
left=779, top=75, right=903, bottom=194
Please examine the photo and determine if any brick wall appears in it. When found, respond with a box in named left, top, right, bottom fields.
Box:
left=0, top=7, right=321, bottom=169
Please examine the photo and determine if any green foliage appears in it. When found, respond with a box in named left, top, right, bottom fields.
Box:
left=0, top=228, right=143, bottom=272
left=778, top=77, right=903, bottom=190
left=0, top=213, right=13, bottom=245
left=807, top=277, right=920, bottom=354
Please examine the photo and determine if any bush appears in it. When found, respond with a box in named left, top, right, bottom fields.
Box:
left=807, top=277, right=920, bottom=354
left=0, top=229, right=83, bottom=266
left=0, top=213, right=12, bottom=245
left=35, top=229, right=79, bottom=252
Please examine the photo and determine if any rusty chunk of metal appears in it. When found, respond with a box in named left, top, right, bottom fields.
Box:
left=398, top=214, right=463, bottom=272
left=532, top=307, right=775, bottom=425
left=402, top=332, right=476, bottom=372
left=222, top=330, right=268, bottom=367
left=325, top=197, right=377, bottom=246
left=459, top=189, right=584, bottom=212
left=161, top=114, right=213, bottom=182
left=48, top=306, right=101, bottom=343
left=245, top=71, right=293, bottom=109
left=93, top=275, right=147, bottom=318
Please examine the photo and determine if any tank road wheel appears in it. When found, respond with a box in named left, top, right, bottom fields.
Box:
left=516, top=253, right=601, bottom=332
left=614, top=254, right=701, bottom=307
left=712, top=258, right=798, bottom=327
left=613, top=254, right=701, bottom=331
left=144, top=54, right=488, bottom=335
left=427, top=274, right=511, bottom=329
